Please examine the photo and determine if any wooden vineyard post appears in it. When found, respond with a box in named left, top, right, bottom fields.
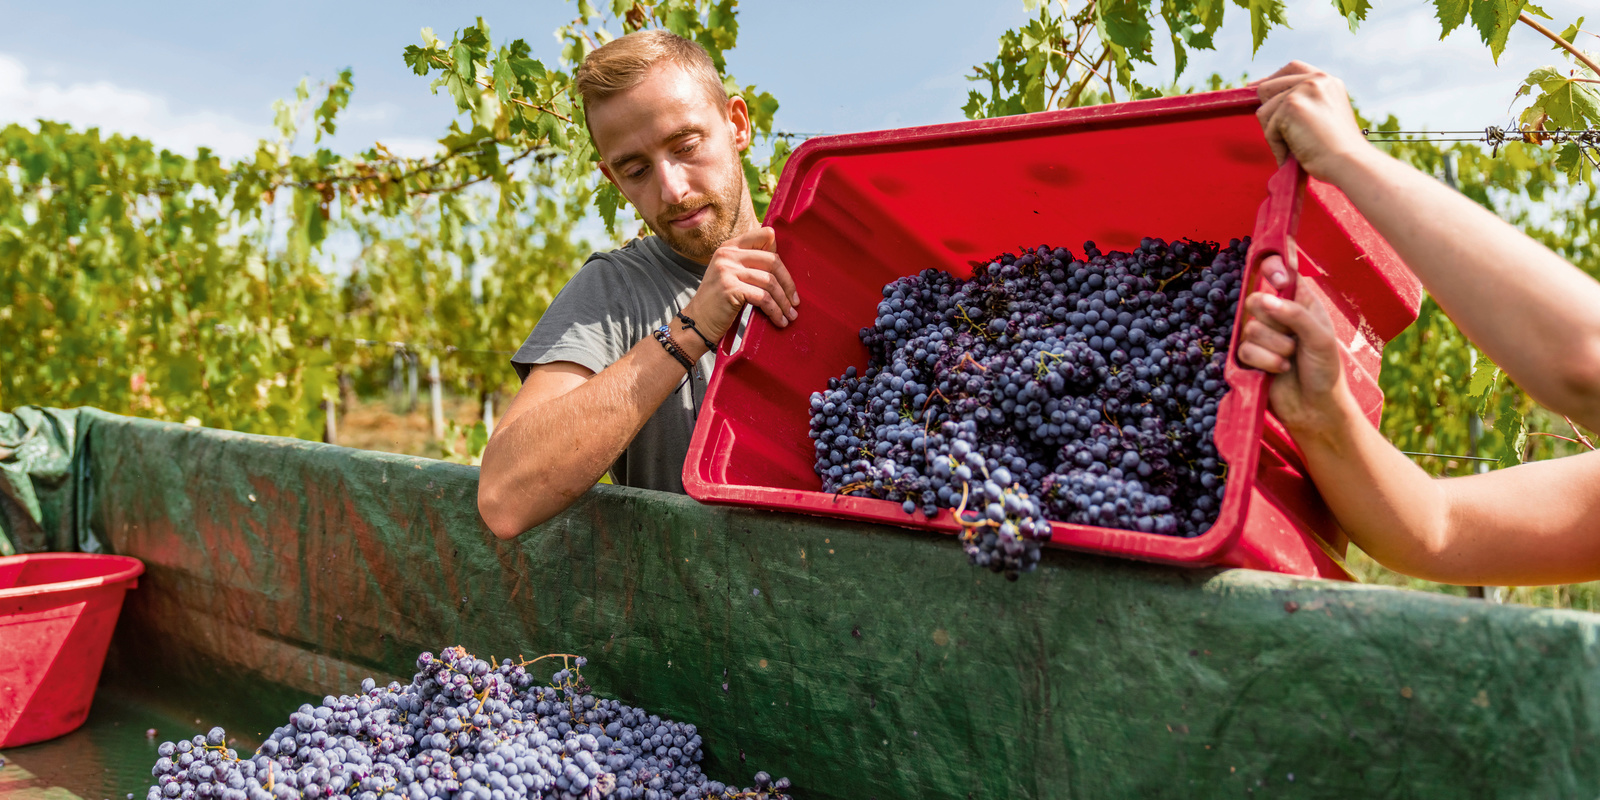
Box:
left=391, top=351, right=405, bottom=404
left=407, top=352, right=420, bottom=413
left=482, top=390, right=496, bottom=439
left=429, top=355, right=445, bottom=442
left=322, top=395, right=338, bottom=446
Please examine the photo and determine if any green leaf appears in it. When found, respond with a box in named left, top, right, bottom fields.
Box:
left=1434, top=0, right=1469, bottom=38
left=1521, top=66, right=1600, bottom=128
left=596, top=181, right=626, bottom=234
left=1334, top=0, right=1373, bottom=31
left=1469, top=0, right=1528, bottom=62
left=1493, top=391, right=1527, bottom=467
left=1467, top=353, right=1500, bottom=413
left=402, top=45, right=436, bottom=77
left=1098, top=0, right=1157, bottom=63
left=1557, top=16, right=1586, bottom=47
left=962, top=91, right=985, bottom=120
left=1231, top=0, right=1290, bottom=53
left=1554, top=141, right=1585, bottom=174
left=451, top=41, right=476, bottom=85
left=491, top=52, right=515, bottom=105
left=739, top=86, right=779, bottom=136
left=467, top=421, right=489, bottom=457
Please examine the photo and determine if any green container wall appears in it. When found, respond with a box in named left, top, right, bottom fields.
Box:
left=7, top=407, right=1600, bottom=797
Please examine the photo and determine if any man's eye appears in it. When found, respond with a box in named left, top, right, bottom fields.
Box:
left=678, top=142, right=698, bottom=155
left=626, top=167, right=647, bottom=179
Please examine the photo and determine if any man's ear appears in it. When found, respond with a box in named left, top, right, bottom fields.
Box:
left=597, top=161, right=618, bottom=187
left=726, top=95, right=752, bottom=153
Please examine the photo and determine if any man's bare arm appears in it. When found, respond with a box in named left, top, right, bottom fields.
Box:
left=477, top=226, right=799, bottom=539
left=477, top=339, right=701, bottom=539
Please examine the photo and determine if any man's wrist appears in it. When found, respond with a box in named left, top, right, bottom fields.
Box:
left=669, top=319, right=711, bottom=361
left=676, top=300, right=726, bottom=354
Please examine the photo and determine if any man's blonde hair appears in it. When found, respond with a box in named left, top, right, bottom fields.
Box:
left=574, top=30, right=729, bottom=121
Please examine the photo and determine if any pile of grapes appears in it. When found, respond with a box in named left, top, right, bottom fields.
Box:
left=144, top=647, right=791, bottom=800
left=809, top=236, right=1247, bottom=579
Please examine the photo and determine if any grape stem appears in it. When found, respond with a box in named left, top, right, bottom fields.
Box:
left=1156, top=262, right=1195, bottom=293
left=955, top=352, right=989, bottom=372
left=956, top=307, right=994, bottom=339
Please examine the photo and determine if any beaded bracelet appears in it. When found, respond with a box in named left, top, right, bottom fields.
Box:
left=653, top=326, right=695, bottom=373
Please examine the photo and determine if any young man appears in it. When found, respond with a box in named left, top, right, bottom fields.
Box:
left=477, top=31, right=799, bottom=538
left=1241, top=62, right=1600, bottom=586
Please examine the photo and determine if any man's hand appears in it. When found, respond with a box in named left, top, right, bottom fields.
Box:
left=1254, top=61, right=1372, bottom=182
left=680, top=226, right=800, bottom=343
left=1237, top=256, right=1356, bottom=438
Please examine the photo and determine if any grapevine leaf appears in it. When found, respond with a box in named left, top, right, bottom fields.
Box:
left=467, top=421, right=489, bottom=458
left=1556, top=16, right=1585, bottom=47
left=450, top=41, right=476, bottom=86
left=597, top=181, right=625, bottom=234
left=402, top=45, right=436, bottom=77
left=460, top=20, right=491, bottom=52
left=962, top=91, right=985, bottom=120
left=1521, top=66, right=1600, bottom=128
left=1231, top=0, right=1289, bottom=54
left=1554, top=141, right=1585, bottom=175
left=1467, top=355, right=1500, bottom=413
left=1493, top=391, right=1527, bottom=467
left=1469, top=0, right=1528, bottom=62
left=1434, top=0, right=1469, bottom=38
left=491, top=52, right=515, bottom=105
left=1098, top=0, right=1157, bottom=63
left=507, top=53, right=547, bottom=99
left=313, top=68, right=355, bottom=143
left=1162, top=0, right=1221, bottom=80
left=1333, top=0, right=1373, bottom=32
left=739, top=86, right=779, bottom=136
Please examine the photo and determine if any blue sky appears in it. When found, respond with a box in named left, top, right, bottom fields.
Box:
left=1, top=1, right=1592, bottom=163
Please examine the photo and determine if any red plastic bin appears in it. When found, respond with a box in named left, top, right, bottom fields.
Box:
left=684, top=88, right=1422, bottom=579
left=0, top=553, right=144, bottom=747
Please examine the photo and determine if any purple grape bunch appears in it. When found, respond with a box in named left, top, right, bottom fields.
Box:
left=144, top=646, right=791, bottom=800
left=809, top=236, right=1247, bottom=579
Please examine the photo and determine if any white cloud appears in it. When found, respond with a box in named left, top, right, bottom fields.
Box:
left=0, top=52, right=268, bottom=159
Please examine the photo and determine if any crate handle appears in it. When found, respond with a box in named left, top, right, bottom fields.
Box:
left=717, top=305, right=756, bottom=363
left=1204, top=155, right=1309, bottom=560
left=1248, top=156, right=1306, bottom=305
left=1230, top=156, right=1307, bottom=374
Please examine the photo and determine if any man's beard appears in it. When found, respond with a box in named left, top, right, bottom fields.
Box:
left=647, top=149, right=747, bottom=262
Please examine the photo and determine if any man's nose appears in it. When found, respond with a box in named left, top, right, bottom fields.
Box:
left=659, top=159, right=693, bottom=206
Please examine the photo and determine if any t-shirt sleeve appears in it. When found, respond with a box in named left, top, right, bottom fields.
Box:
left=511, top=256, right=640, bottom=382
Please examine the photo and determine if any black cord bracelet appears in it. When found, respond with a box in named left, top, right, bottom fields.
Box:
left=674, top=311, right=718, bottom=351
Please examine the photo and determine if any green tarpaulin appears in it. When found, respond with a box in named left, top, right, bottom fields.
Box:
left=9, top=406, right=1600, bottom=796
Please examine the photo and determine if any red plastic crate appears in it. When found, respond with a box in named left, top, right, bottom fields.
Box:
left=684, top=88, right=1422, bottom=579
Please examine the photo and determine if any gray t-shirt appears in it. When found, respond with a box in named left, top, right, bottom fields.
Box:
left=511, top=235, right=715, bottom=494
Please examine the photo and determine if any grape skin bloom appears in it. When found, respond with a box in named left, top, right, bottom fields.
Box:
left=808, top=237, right=1245, bottom=580
left=143, top=647, right=791, bottom=800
